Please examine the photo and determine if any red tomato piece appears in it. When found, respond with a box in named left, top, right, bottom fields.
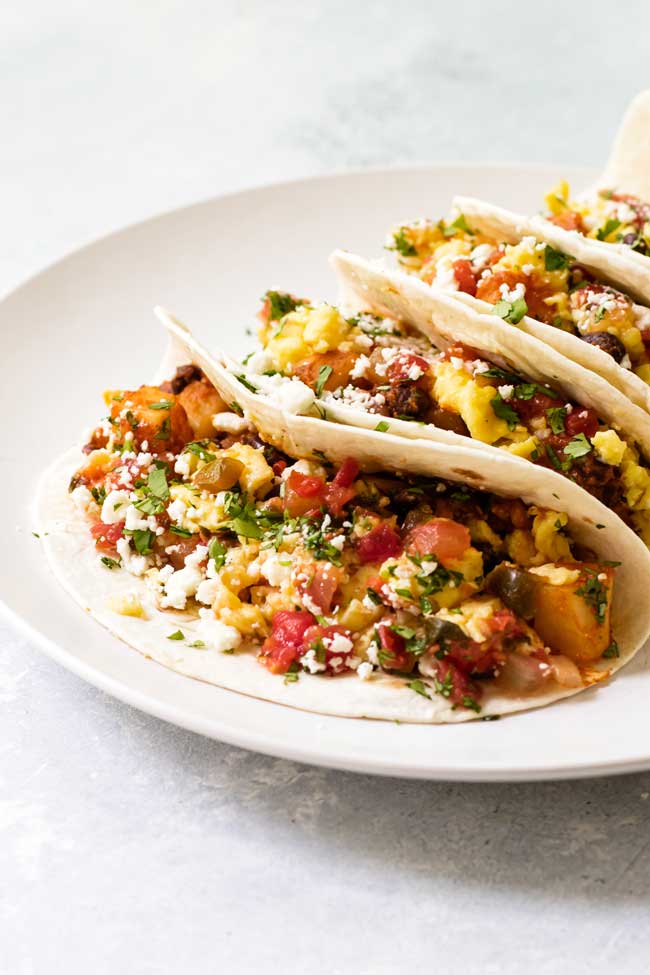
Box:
left=564, top=407, right=599, bottom=440
left=385, top=352, right=430, bottom=383
left=301, top=624, right=355, bottom=673
left=261, top=610, right=316, bottom=674
left=405, top=518, right=470, bottom=564
left=356, top=523, right=403, bottom=564
left=298, top=564, right=343, bottom=613
left=377, top=624, right=414, bottom=672
left=90, top=521, right=125, bottom=552
left=452, top=258, right=478, bottom=296
left=324, top=457, right=359, bottom=516
left=434, top=658, right=480, bottom=707
left=284, top=471, right=326, bottom=517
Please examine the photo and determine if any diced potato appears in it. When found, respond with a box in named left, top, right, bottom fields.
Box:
left=107, top=592, right=147, bottom=618
left=177, top=379, right=227, bottom=439
left=532, top=564, right=614, bottom=663
left=105, top=385, right=193, bottom=453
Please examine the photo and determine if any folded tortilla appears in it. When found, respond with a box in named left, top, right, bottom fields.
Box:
left=36, top=311, right=650, bottom=723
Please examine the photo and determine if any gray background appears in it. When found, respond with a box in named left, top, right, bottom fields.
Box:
left=2, top=2, right=650, bottom=972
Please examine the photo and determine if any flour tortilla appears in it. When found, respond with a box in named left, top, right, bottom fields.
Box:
left=36, top=313, right=650, bottom=722
left=447, top=195, right=650, bottom=412
left=330, top=249, right=650, bottom=459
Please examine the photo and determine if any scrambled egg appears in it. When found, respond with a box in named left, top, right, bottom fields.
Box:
left=433, top=361, right=527, bottom=443
left=261, top=305, right=353, bottom=371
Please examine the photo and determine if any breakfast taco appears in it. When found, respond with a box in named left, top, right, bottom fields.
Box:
left=226, top=260, right=650, bottom=547
left=36, top=315, right=650, bottom=723
left=386, top=196, right=650, bottom=413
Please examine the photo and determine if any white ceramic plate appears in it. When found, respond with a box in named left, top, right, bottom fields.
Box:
left=4, top=164, right=650, bottom=781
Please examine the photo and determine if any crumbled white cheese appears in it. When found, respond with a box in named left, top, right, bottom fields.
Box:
left=196, top=608, right=242, bottom=652
left=212, top=412, right=251, bottom=434
left=357, top=662, right=373, bottom=681
left=167, top=498, right=188, bottom=523
left=101, top=490, right=131, bottom=524
left=115, top=537, right=150, bottom=577
left=350, top=354, right=371, bottom=380
left=301, top=649, right=327, bottom=674
left=254, top=373, right=315, bottom=414
left=160, top=545, right=208, bottom=610
left=323, top=632, right=353, bottom=656
left=71, top=485, right=93, bottom=511
left=174, top=453, right=192, bottom=478
left=497, top=384, right=514, bottom=401
left=260, top=550, right=293, bottom=587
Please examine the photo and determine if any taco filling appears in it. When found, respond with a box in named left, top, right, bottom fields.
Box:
left=544, top=181, right=650, bottom=257
left=244, top=291, right=650, bottom=543
left=387, top=213, right=650, bottom=384
left=67, top=365, right=620, bottom=714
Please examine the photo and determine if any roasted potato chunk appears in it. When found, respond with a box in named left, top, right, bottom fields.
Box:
left=104, top=385, right=193, bottom=453
left=293, top=350, right=359, bottom=393
left=532, top=563, right=614, bottom=664
left=177, top=378, right=227, bottom=438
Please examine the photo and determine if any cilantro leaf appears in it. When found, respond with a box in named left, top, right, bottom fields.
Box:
left=167, top=630, right=185, bottom=641
left=407, top=679, right=431, bottom=699
left=546, top=406, right=567, bottom=434
left=375, top=420, right=390, bottom=433
left=490, top=394, right=519, bottom=430
left=208, top=537, right=227, bottom=570
left=544, top=245, right=572, bottom=271
left=100, top=556, right=121, bottom=570
left=596, top=218, right=621, bottom=241
left=390, top=228, right=417, bottom=257
left=265, top=291, right=299, bottom=321
left=442, top=213, right=472, bottom=237
left=315, top=365, right=333, bottom=397
left=563, top=434, right=592, bottom=460
left=493, top=297, right=528, bottom=325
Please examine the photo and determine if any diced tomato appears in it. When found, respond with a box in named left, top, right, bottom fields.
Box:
left=298, top=564, right=343, bottom=613
left=284, top=471, right=326, bottom=517
left=332, top=457, right=359, bottom=488
left=452, top=258, right=478, bottom=296
left=272, top=459, right=288, bottom=477
left=564, top=407, right=599, bottom=439
left=90, top=520, right=125, bottom=553
left=405, top=518, right=470, bottom=564
left=105, top=458, right=147, bottom=493
left=385, top=352, right=431, bottom=383
left=301, top=624, right=355, bottom=673
left=261, top=610, right=316, bottom=674
left=511, top=390, right=561, bottom=426
left=377, top=624, right=415, bottom=672
left=444, top=608, right=525, bottom=675
left=548, top=210, right=585, bottom=233
left=476, top=270, right=557, bottom=325
left=324, top=457, right=359, bottom=516
left=434, top=658, right=480, bottom=708
left=356, top=523, right=403, bottom=564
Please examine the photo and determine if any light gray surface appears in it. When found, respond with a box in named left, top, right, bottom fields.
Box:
left=3, top=2, right=650, bottom=972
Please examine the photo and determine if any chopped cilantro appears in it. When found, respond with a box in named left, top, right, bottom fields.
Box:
left=442, top=213, right=473, bottom=237
left=156, top=416, right=171, bottom=441
left=185, top=441, right=216, bottom=463
left=208, top=537, right=227, bottom=570
left=544, top=245, right=572, bottom=271
left=91, top=485, right=107, bottom=505
left=602, top=641, right=620, bottom=659
left=187, top=640, right=206, bottom=648
left=546, top=406, right=567, bottom=434
left=407, top=679, right=431, bottom=699
left=563, top=434, right=592, bottom=460
left=235, top=374, right=258, bottom=394
left=284, top=661, right=300, bottom=684
left=596, top=218, right=621, bottom=241
left=149, top=400, right=173, bottom=411
left=375, top=420, right=390, bottom=433
left=390, top=228, right=417, bottom=257
left=490, top=393, right=519, bottom=430
left=315, top=365, right=333, bottom=397
left=366, top=587, right=382, bottom=605
left=576, top=570, right=609, bottom=624
left=125, top=410, right=139, bottom=430
left=493, top=297, right=528, bottom=325
left=265, top=291, right=299, bottom=321
left=167, top=630, right=184, bottom=641
left=124, top=528, right=155, bottom=555
left=229, top=401, right=244, bottom=416
left=594, top=304, right=607, bottom=323
left=461, top=695, right=482, bottom=713
left=100, top=556, right=121, bottom=570
left=169, top=524, right=193, bottom=537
